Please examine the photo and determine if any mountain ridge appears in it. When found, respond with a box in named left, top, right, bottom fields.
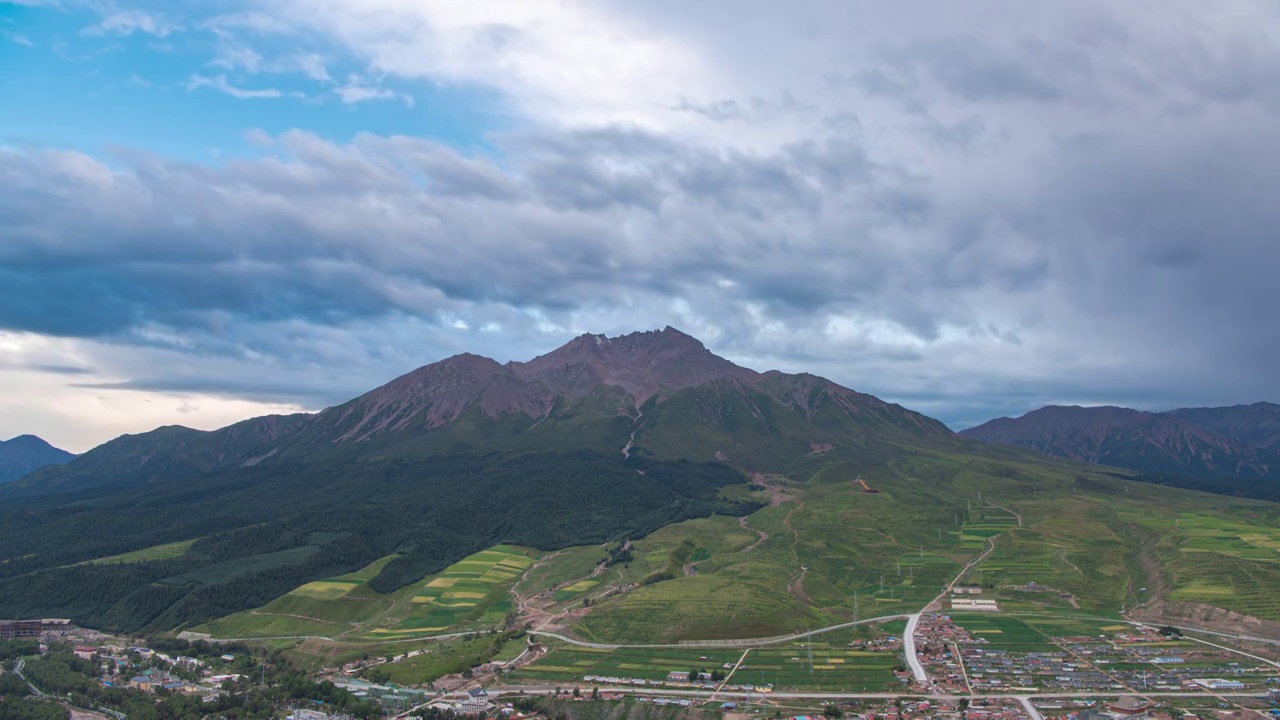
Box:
left=960, top=402, right=1280, bottom=481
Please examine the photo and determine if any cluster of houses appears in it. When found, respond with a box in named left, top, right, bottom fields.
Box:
left=797, top=696, right=1035, bottom=720
left=86, top=643, right=243, bottom=701
left=911, top=614, right=1275, bottom=697
left=912, top=613, right=979, bottom=693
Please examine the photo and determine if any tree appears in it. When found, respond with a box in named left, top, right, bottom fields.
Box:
left=591, top=687, right=599, bottom=700
left=572, top=687, right=581, bottom=698
left=823, top=704, right=843, bottom=718
left=687, top=669, right=699, bottom=683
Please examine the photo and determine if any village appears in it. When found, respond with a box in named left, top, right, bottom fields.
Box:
left=5, top=613, right=1280, bottom=720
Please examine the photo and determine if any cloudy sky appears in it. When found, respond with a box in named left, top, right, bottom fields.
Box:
left=2, top=0, right=1279, bottom=452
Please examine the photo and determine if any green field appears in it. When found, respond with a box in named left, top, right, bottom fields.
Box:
left=519, top=545, right=608, bottom=597
left=198, top=545, right=538, bottom=640
left=81, top=539, right=196, bottom=565
left=511, top=637, right=902, bottom=691
left=1177, top=514, right=1280, bottom=561
left=947, top=614, right=1060, bottom=652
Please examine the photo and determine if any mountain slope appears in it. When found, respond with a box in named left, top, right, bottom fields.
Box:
left=960, top=404, right=1280, bottom=481
left=17, top=327, right=949, bottom=495
left=1170, top=402, right=1280, bottom=451
left=0, top=327, right=957, bottom=632
left=0, top=435, right=74, bottom=483
left=9, top=413, right=313, bottom=494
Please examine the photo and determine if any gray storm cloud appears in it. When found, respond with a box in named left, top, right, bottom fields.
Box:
left=1, top=0, right=1278, bottom=438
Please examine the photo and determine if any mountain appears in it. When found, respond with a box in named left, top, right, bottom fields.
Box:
left=960, top=403, right=1280, bottom=481
left=0, top=327, right=960, bottom=631
left=0, top=434, right=74, bottom=483
left=7, top=330, right=1280, bottom=644
left=13, top=327, right=949, bottom=495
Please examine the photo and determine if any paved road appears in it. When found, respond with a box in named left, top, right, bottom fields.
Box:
left=14, top=659, right=46, bottom=697
left=1017, top=696, right=1044, bottom=720
left=902, top=614, right=927, bottom=685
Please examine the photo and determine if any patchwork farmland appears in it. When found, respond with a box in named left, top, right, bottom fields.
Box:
left=197, top=545, right=538, bottom=640
left=513, top=628, right=904, bottom=691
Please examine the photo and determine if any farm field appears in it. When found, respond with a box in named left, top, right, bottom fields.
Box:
left=572, top=475, right=970, bottom=643
left=198, top=545, right=538, bottom=640
left=510, top=635, right=902, bottom=691
left=947, top=613, right=1061, bottom=652
left=1132, top=512, right=1280, bottom=622
left=1176, top=514, right=1280, bottom=561
left=1013, top=615, right=1131, bottom=639
left=519, top=545, right=608, bottom=597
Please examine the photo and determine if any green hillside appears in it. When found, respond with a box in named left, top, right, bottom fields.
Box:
left=0, top=451, right=749, bottom=632
left=198, top=546, right=538, bottom=640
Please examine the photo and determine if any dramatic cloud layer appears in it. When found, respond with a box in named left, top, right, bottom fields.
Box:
left=3, top=0, right=1279, bottom=450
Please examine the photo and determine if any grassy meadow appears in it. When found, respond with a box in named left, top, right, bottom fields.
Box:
left=80, top=539, right=196, bottom=565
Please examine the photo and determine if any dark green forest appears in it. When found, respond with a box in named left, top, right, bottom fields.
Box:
left=0, top=451, right=753, bottom=632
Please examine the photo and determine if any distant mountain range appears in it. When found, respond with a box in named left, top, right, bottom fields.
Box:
left=960, top=403, right=1280, bottom=481
left=0, top=434, right=74, bottom=483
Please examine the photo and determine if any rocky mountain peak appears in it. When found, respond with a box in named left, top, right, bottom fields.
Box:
left=511, top=326, right=754, bottom=403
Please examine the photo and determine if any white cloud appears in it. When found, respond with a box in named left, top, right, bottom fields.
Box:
left=334, top=74, right=411, bottom=105
left=0, top=332, right=308, bottom=452
left=258, top=0, right=716, bottom=131
left=185, top=73, right=286, bottom=99
left=82, top=9, right=179, bottom=38
left=1, top=28, right=34, bottom=46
